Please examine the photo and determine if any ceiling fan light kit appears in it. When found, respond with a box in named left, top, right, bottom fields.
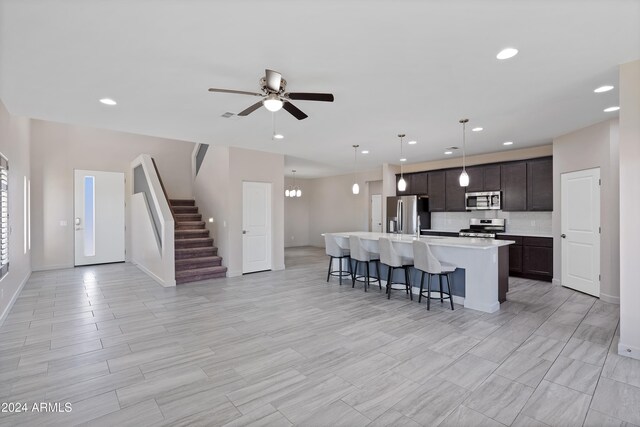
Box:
left=208, top=69, right=334, bottom=121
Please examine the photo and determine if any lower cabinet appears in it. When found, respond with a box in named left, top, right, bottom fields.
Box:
left=497, top=235, right=553, bottom=282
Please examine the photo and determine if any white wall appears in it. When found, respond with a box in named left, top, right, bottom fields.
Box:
left=284, top=177, right=310, bottom=247
left=307, top=168, right=383, bottom=247
left=618, top=60, right=640, bottom=360
left=193, top=146, right=285, bottom=277
left=0, top=100, right=31, bottom=324
left=29, top=119, right=195, bottom=270
left=552, top=119, right=619, bottom=302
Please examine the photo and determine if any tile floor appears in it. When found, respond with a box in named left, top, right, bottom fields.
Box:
left=0, top=246, right=638, bottom=426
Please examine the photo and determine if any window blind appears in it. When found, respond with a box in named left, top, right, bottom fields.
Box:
left=1, top=155, right=8, bottom=278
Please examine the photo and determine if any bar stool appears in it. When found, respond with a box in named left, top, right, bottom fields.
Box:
left=412, top=240, right=455, bottom=310
left=325, top=234, right=352, bottom=285
left=379, top=237, right=413, bottom=300
left=349, top=235, right=381, bottom=292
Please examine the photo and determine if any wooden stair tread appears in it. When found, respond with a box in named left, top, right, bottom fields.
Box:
left=176, top=266, right=227, bottom=278
left=169, top=199, right=195, bottom=206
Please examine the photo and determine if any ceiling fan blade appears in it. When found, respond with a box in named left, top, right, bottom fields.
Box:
left=283, top=101, right=308, bottom=120
left=208, top=88, right=263, bottom=96
left=286, top=92, right=334, bottom=102
left=237, top=101, right=264, bottom=116
left=265, top=69, right=282, bottom=92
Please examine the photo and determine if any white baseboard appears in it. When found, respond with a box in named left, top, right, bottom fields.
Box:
left=32, top=263, right=74, bottom=271
left=552, top=278, right=562, bottom=287
left=132, top=262, right=175, bottom=287
left=618, top=341, right=640, bottom=361
left=227, top=269, right=242, bottom=277
left=600, top=292, right=620, bottom=305
left=0, top=271, right=31, bottom=328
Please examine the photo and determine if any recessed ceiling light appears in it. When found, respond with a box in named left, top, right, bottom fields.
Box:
left=503, top=141, right=513, bottom=146
left=594, top=85, right=614, bottom=93
left=99, top=98, right=117, bottom=106
left=604, top=106, right=620, bottom=112
left=472, top=127, right=483, bottom=132
left=273, top=133, right=284, bottom=140
left=408, top=140, right=417, bottom=145
left=444, top=151, right=453, bottom=155
left=400, top=158, right=407, bottom=162
left=361, top=150, right=369, bottom=154
left=496, top=48, right=518, bottom=60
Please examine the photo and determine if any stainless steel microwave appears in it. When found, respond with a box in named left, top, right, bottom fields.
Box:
left=465, top=191, right=501, bottom=210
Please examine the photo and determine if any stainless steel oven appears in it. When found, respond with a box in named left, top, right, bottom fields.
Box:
left=465, top=191, right=501, bottom=211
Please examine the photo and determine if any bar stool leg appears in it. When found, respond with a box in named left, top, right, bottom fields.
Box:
left=327, top=256, right=333, bottom=282
left=439, top=274, right=444, bottom=303
left=405, top=267, right=413, bottom=300
left=352, top=261, right=358, bottom=288
left=339, top=257, right=343, bottom=285
left=365, top=262, right=370, bottom=292
left=419, top=271, right=425, bottom=303
left=347, top=257, right=353, bottom=283
left=387, top=267, right=392, bottom=299
left=447, top=273, right=454, bottom=310
left=427, top=273, right=432, bottom=310
left=376, top=261, right=382, bottom=290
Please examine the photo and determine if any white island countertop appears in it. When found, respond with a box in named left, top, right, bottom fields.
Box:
left=329, top=231, right=515, bottom=250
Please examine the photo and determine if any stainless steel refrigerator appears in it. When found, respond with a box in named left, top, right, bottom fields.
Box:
left=386, top=195, right=430, bottom=234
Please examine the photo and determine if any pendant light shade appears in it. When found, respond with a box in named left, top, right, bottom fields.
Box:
left=352, top=145, right=360, bottom=194
left=296, top=189, right=302, bottom=197
left=397, top=177, right=407, bottom=191
left=285, top=170, right=302, bottom=198
left=285, top=189, right=290, bottom=197
left=459, top=119, right=470, bottom=188
left=397, top=134, right=406, bottom=191
left=459, top=171, right=469, bottom=187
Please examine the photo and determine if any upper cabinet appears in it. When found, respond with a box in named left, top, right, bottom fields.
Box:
left=445, top=169, right=466, bottom=211
left=427, top=171, right=446, bottom=211
left=466, top=164, right=502, bottom=192
left=527, top=157, right=553, bottom=211
left=394, top=156, right=551, bottom=212
left=501, top=161, right=528, bottom=211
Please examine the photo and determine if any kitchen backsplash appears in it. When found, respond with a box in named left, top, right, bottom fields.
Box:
left=431, top=211, right=552, bottom=236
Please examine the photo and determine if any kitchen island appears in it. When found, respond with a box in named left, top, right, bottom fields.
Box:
left=326, top=232, right=515, bottom=313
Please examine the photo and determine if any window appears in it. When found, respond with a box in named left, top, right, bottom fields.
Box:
left=1, top=155, right=8, bottom=279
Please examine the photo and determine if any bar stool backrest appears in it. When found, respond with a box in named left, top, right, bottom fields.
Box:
left=325, top=234, right=347, bottom=257
left=349, top=235, right=370, bottom=262
left=379, top=238, right=402, bottom=267
left=412, top=240, right=443, bottom=274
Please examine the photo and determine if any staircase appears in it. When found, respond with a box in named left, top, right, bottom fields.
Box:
left=170, top=199, right=227, bottom=284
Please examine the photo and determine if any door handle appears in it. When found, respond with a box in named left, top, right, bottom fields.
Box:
left=561, top=234, right=566, bottom=238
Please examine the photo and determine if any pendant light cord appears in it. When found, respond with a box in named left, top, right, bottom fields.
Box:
left=461, top=119, right=468, bottom=172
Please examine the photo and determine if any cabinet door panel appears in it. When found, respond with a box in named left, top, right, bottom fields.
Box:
left=523, top=246, right=553, bottom=276
left=502, top=162, right=527, bottom=211
left=427, top=171, right=446, bottom=211
left=445, top=169, right=466, bottom=211
left=483, top=165, right=501, bottom=191
left=466, top=167, right=484, bottom=192
left=412, top=172, right=429, bottom=195
left=509, top=245, right=523, bottom=273
left=527, top=158, right=553, bottom=211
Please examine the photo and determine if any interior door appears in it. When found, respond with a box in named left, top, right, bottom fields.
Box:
left=74, top=170, right=125, bottom=266
left=242, top=181, right=272, bottom=273
left=561, top=168, right=600, bottom=296
left=370, top=194, right=382, bottom=232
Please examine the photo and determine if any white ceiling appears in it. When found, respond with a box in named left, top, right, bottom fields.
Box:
left=1, top=0, right=638, bottom=178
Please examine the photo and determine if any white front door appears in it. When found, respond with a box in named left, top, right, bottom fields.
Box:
left=561, top=168, right=600, bottom=297
left=371, top=194, right=382, bottom=232
left=242, top=181, right=272, bottom=273
left=74, top=170, right=125, bottom=266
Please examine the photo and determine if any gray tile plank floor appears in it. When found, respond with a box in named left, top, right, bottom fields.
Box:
left=0, top=246, right=638, bottom=426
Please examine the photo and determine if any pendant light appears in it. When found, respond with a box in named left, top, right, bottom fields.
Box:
left=397, top=134, right=407, bottom=191
left=288, top=170, right=301, bottom=197
left=459, top=119, right=470, bottom=187
left=352, top=145, right=360, bottom=195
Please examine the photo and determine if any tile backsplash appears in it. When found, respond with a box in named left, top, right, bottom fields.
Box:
left=430, top=210, right=552, bottom=236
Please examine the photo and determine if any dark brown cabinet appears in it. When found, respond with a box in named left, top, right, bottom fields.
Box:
left=465, top=164, right=501, bottom=192
left=427, top=171, right=446, bottom=211
left=497, top=235, right=553, bottom=281
left=527, top=158, right=553, bottom=211
left=501, top=161, right=528, bottom=211
left=445, top=169, right=466, bottom=211
left=412, top=172, right=429, bottom=195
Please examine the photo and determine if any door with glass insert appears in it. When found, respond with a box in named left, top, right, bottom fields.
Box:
left=74, top=170, right=125, bottom=266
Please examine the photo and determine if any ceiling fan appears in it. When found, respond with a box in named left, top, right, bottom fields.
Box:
left=208, top=69, right=334, bottom=120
